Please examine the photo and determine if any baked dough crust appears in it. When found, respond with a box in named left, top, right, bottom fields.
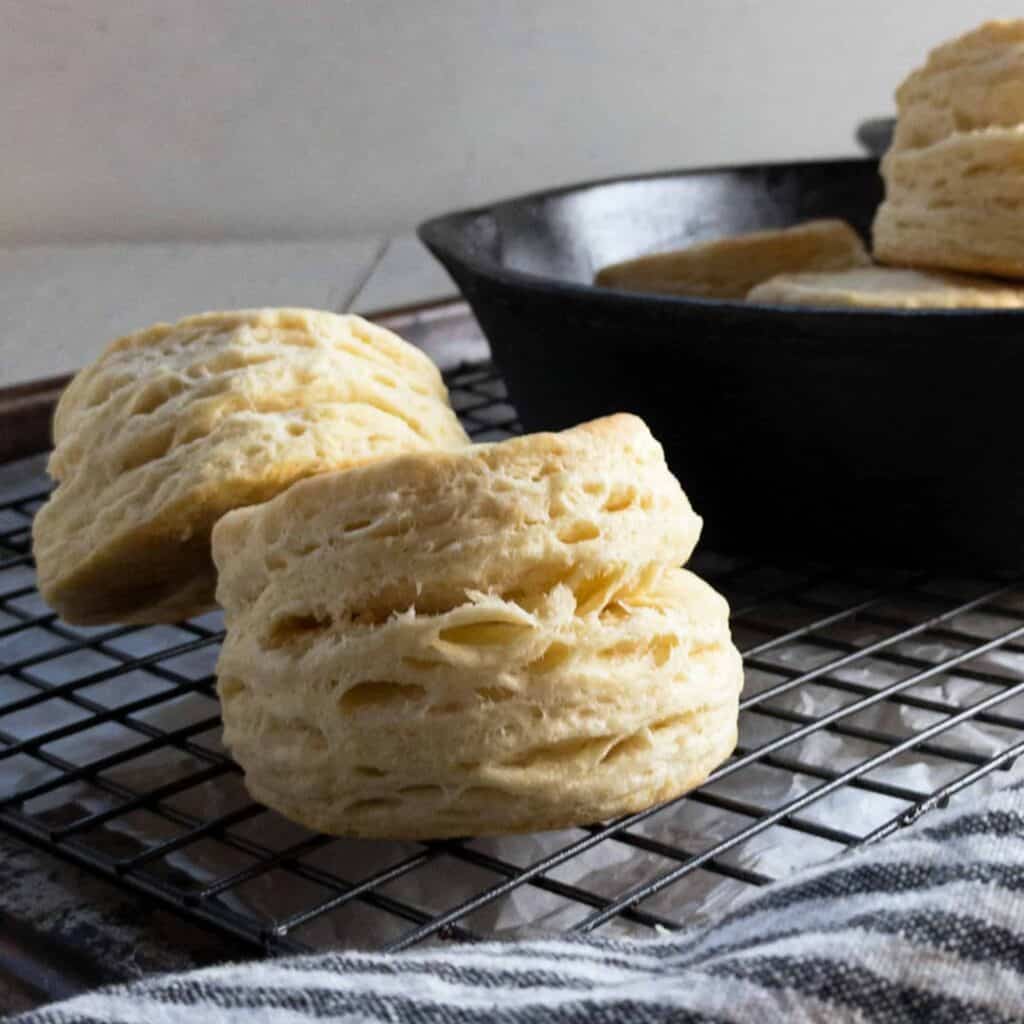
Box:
left=32, top=308, right=469, bottom=625
left=749, top=265, right=1024, bottom=308
left=875, top=23, right=1024, bottom=279
left=892, top=21, right=1024, bottom=151
left=213, top=414, right=742, bottom=838
left=595, top=220, right=869, bottom=300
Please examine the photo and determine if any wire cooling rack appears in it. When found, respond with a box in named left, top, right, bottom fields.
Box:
left=3, top=359, right=1024, bottom=955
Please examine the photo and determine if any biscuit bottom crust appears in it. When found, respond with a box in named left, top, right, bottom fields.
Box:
left=219, top=569, right=742, bottom=839
left=874, top=209, right=1024, bottom=280
left=243, top=701, right=739, bottom=840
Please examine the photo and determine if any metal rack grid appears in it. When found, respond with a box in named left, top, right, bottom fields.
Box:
left=2, top=358, right=1024, bottom=955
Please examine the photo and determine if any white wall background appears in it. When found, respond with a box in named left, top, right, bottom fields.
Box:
left=3, top=0, right=1022, bottom=244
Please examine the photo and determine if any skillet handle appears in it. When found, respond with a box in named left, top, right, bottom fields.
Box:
left=856, top=117, right=895, bottom=157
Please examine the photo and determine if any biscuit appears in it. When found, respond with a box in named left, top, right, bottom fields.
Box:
left=892, top=21, right=1024, bottom=151
left=873, top=128, right=1024, bottom=278
left=32, top=309, right=469, bottom=626
left=594, top=220, right=870, bottom=300
left=213, top=414, right=742, bottom=838
left=748, top=266, right=1024, bottom=309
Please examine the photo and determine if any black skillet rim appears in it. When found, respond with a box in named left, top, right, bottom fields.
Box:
left=418, top=154, right=1024, bottom=324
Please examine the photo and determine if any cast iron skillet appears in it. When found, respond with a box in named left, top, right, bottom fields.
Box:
left=419, top=157, right=1024, bottom=570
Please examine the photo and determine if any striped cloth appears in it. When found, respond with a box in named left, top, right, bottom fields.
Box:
left=9, top=778, right=1024, bottom=1023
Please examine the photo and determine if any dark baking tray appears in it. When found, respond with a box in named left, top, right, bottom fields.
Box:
left=419, top=157, right=1024, bottom=571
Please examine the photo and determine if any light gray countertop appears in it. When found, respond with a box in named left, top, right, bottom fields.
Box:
left=0, top=234, right=458, bottom=387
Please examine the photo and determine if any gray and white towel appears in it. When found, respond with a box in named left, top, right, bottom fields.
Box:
left=8, top=778, right=1024, bottom=1023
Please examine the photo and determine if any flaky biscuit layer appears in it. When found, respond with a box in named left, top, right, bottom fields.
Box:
left=33, top=308, right=469, bottom=624
left=874, top=128, right=1024, bottom=279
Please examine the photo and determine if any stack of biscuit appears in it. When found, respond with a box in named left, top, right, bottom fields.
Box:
left=33, top=308, right=743, bottom=838
left=212, top=415, right=742, bottom=838
left=596, top=20, right=1024, bottom=310
left=874, top=20, right=1024, bottom=280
